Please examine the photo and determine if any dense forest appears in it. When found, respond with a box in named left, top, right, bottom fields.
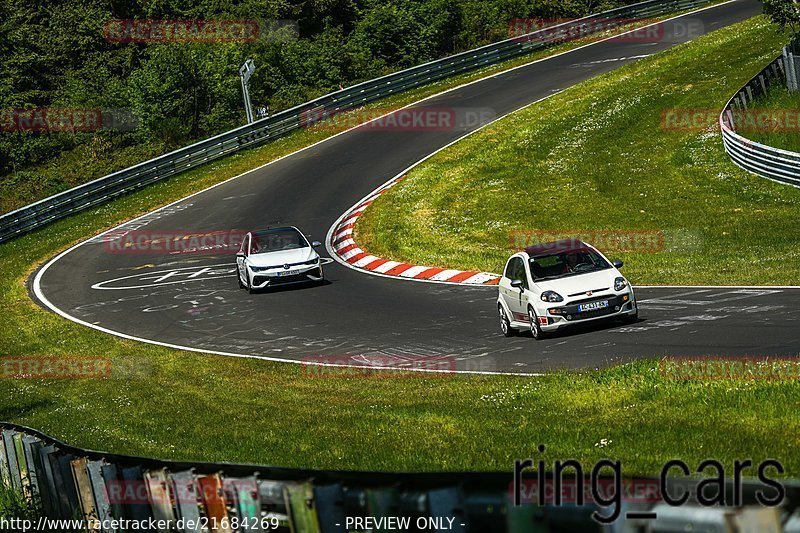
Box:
left=0, top=0, right=636, bottom=211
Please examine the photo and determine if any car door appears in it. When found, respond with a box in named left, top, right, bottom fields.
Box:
left=499, top=256, right=527, bottom=322
left=510, top=257, right=531, bottom=320
left=237, top=233, right=250, bottom=282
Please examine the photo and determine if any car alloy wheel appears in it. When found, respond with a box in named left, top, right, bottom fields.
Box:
left=528, top=306, right=543, bottom=340
left=499, top=305, right=515, bottom=337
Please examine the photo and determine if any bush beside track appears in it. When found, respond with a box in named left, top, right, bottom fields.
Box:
left=1, top=12, right=799, bottom=477
left=356, top=16, right=800, bottom=286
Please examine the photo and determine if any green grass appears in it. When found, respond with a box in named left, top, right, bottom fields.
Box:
left=356, top=16, right=800, bottom=286
left=2, top=10, right=799, bottom=477
left=744, top=82, right=800, bottom=152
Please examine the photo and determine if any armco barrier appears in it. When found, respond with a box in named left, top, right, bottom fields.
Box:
left=2, top=424, right=800, bottom=531
left=720, top=56, right=800, bottom=187
left=0, top=0, right=716, bottom=244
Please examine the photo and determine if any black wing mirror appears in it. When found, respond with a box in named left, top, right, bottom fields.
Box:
left=311, top=241, right=322, bottom=248
left=510, top=279, right=524, bottom=289
left=612, top=260, right=623, bottom=268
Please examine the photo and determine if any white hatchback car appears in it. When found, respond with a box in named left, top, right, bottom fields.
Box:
left=236, top=226, right=323, bottom=293
left=497, top=239, right=637, bottom=339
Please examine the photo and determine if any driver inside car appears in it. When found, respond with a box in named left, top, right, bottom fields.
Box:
left=562, top=252, right=580, bottom=273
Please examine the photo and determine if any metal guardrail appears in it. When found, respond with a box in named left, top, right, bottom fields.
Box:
left=0, top=0, right=715, bottom=244
left=720, top=56, right=800, bottom=187
left=3, top=423, right=800, bottom=532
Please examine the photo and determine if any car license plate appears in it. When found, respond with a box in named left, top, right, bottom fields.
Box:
left=578, top=300, right=609, bottom=312
left=277, top=269, right=300, bottom=277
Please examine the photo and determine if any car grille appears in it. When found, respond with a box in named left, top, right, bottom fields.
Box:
left=567, top=288, right=608, bottom=298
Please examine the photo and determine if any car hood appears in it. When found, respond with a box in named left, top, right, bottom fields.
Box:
left=534, top=269, right=620, bottom=297
left=246, top=247, right=317, bottom=267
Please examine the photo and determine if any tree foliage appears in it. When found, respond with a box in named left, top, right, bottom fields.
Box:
left=0, top=0, right=641, bottom=178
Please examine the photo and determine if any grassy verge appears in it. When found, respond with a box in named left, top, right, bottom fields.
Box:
left=743, top=82, right=800, bottom=152
left=356, top=16, right=800, bottom=286
left=3, top=7, right=799, bottom=477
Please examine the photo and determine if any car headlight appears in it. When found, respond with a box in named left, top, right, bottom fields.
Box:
left=249, top=265, right=270, bottom=272
left=540, top=290, right=564, bottom=302
left=614, top=277, right=628, bottom=291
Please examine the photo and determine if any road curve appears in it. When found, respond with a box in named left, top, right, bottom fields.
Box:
left=34, top=0, right=800, bottom=374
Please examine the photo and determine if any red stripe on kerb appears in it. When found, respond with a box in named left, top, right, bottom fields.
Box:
left=415, top=268, right=444, bottom=279
left=338, top=222, right=356, bottom=231
left=363, top=258, right=388, bottom=270
left=484, top=278, right=500, bottom=285
left=384, top=263, right=413, bottom=276
left=337, top=243, right=358, bottom=255
left=347, top=252, right=368, bottom=264
left=446, top=271, right=478, bottom=283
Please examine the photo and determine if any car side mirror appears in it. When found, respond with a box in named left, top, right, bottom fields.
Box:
left=510, top=279, right=524, bottom=289
left=311, top=241, right=322, bottom=248
left=613, top=260, right=623, bottom=268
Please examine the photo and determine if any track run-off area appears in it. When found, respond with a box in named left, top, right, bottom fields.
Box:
left=33, top=0, right=799, bottom=374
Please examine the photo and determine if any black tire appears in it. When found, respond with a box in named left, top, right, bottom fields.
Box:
left=625, top=309, right=639, bottom=324
left=246, top=274, right=255, bottom=294
left=528, top=306, right=544, bottom=340
left=499, top=305, right=515, bottom=337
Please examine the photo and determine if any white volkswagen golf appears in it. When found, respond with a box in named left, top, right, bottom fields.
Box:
left=497, top=239, right=637, bottom=339
left=236, top=226, right=323, bottom=293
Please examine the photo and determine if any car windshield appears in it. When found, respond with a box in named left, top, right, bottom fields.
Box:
left=528, top=248, right=611, bottom=280
left=250, top=228, right=308, bottom=254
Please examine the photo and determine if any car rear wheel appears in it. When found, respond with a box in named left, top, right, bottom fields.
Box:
left=528, top=306, right=543, bottom=340
left=499, top=305, right=515, bottom=337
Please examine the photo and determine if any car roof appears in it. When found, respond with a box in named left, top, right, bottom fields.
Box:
left=252, top=226, right=300, bottom=236
left=524, top=239, right=590, bottom=257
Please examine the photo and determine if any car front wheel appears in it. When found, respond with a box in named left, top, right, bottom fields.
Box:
left=528, top=306, right=543, bottom=340
left=499, top=305, right=515, bottom=337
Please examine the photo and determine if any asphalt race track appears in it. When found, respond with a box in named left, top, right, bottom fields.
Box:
left=33, top=0, right=799, bottom=374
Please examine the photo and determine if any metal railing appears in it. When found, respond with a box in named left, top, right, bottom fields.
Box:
left=3, top=423, right=800, bottom=531
left=720, top=56, right=800, bottom=187
left=0, top=0, right=716, bottom=244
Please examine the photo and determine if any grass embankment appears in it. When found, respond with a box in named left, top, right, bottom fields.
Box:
left=356, top=16, right=800, bottom=286
left=744, top=82, right=800, bottom=153
left=1, top=12, right=799, bottom=477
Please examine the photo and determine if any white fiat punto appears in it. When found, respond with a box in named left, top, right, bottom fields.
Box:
left=497, top=239, right=637, bottom=339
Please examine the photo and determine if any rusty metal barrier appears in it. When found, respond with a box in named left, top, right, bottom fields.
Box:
left=2, top=423, right=800, bottom=531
